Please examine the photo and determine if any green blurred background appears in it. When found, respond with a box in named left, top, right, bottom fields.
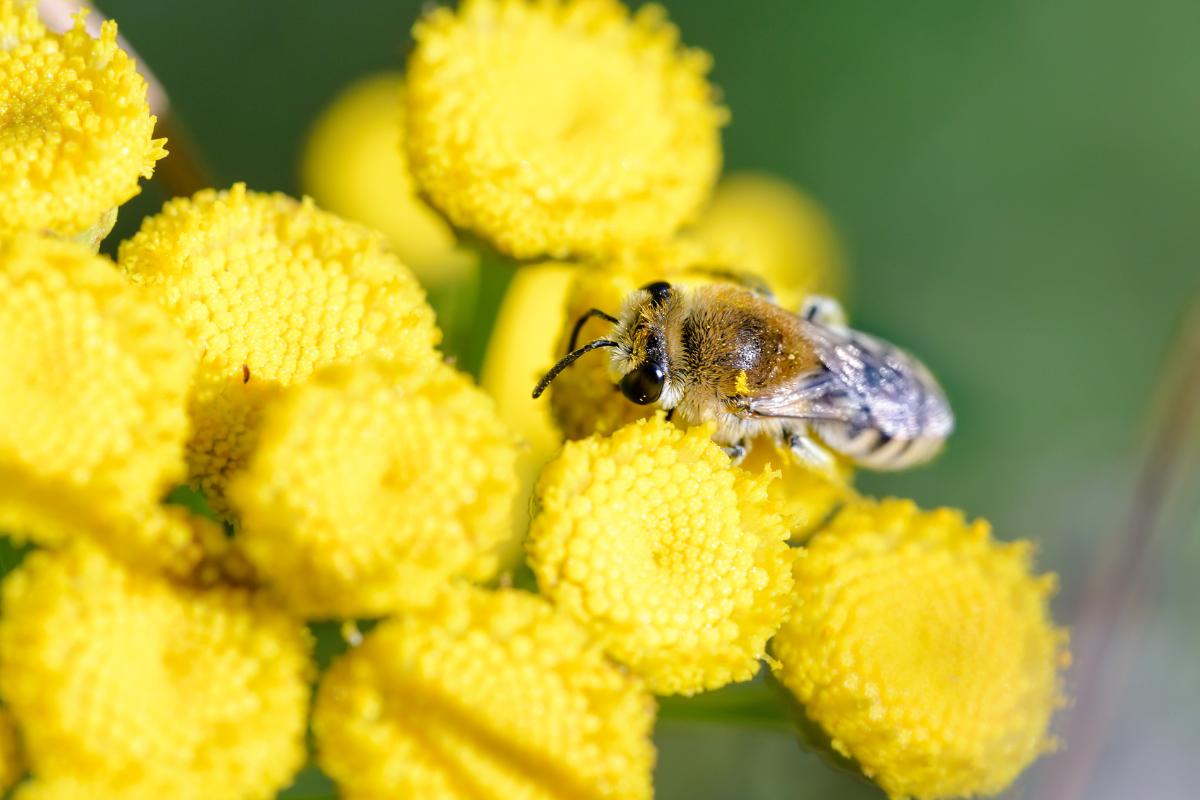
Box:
left=95, top=1, right=1200, bottom=798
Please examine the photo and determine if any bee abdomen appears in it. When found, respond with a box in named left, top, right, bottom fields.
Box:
left=814, top=422, right=944, bottom=470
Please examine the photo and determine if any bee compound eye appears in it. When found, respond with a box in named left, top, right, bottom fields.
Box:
left=640, top=281, right=672, bottom=304
left=619, top=363, right=665, bottom=405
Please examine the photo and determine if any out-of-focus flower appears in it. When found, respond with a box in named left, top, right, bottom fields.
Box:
left=0, top=1, right=165, bottom=239
left=117, top=184, right=441, bottom=516
left=772, top=498, right=1068, bottom=800
left=405, top=0, right=726, bottom=260
left=0, top=544, right=312, bottom=800
left=481, top=261, right=576, bottom=565
left=313, top=585, right=655, bottom=800
left=300, top=72, right=475, bottom=286
left=528, top=416, right=792, bottom=695
left=0, top=235, right=194, bottom=569
left=690, top=172, right=843, bottom=306
left=229, top=358, right=518, bottom=618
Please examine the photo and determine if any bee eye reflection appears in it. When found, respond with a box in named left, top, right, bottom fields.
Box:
left=620, top=363, right=665, bottom=405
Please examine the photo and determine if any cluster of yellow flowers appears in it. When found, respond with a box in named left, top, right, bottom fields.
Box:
left=0, top=1, right=1068, bottom=798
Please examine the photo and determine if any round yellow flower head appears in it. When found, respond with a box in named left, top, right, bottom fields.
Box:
left=229, top=357, right=518, bottom=618
left=117, top=184, right=441, bottom=516
left=0, top=544, right=312, bottom=800
left=690, top=171, right=844, bottom=305
left=0, top=235, right=193, bottom=569
left=300, top=72, right=475, bottom=285
left=528, top=416, right=793, bottom=695
left=772, top=498, right=1068, bottom=800
left=314, top=585, right=656, bottom=800
left=0, top=1, right=166, bottom=238
left=405, top=0, right=726, bottom=259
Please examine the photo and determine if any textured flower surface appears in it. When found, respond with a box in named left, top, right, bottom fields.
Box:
left=229, top=358, right=518, bottom=618
left=300, top=72, right=474, bottom=285
left=690, top=172, right=843, bottom=306
left=771, top=498, right=1068, bottom=800
left=117, top=184, right=441, bottom=515
left=528, top=417, right=793, bottom=695
left=313, top=585, right=655, bottom=800
left=0, top=1, right=165, bottom=237
left=0, top=236, right=193, bottom=568
left=0, top=544, right=312, bottom=800
left=405, top=0, right=725, bottom=259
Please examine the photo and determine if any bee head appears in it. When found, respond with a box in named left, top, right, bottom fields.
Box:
left=531, top=280, right=675, bottom=403
left=613, top=281, right=673, bottom=405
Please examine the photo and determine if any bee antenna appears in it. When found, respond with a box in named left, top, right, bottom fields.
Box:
left=532, top=339, right=621, bottom=399
left=567, top=308, right=620, bottom=353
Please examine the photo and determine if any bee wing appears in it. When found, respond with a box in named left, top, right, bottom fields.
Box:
left=747, top=321, right=954, bottom=440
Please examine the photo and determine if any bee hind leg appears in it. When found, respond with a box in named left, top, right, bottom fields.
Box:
left=782, top=427, right=840, bottom=478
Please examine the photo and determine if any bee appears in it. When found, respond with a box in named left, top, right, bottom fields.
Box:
left=532, top=280, right=954, bottom=471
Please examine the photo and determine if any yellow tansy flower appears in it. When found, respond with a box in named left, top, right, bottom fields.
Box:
left=229, top=358, right=518, bottom=618
left=0, top=236, right=194, bottom=569
left=771, top=498, right=1068, bottom=800
left=690, top=171, right=844, bottom=305
left=0, top=544, right=312, bottom=800
left=0, top=1, right=166, bottom=238
left=528, top=417, right=793, bottom=695
left=117, top=184, right=441, bottom=516
left=314, top=585, right=655, bottom=800
left=300, top=72, right=475, bottom=286
left=405, top=0, right=726, bottom=259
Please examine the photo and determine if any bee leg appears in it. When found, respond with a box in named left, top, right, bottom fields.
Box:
left=721, top=438, right=748, bottom=464
left=799, top=295, right=848, bottom=327
left=783, top=428, right=839, bottom=477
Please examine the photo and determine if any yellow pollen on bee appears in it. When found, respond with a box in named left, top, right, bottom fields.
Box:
left=734, top=370, right=751, bottom=396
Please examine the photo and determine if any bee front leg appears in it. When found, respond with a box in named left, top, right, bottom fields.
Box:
left=782, top=427, right=839, bottom=477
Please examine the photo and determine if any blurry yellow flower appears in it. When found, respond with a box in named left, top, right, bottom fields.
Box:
left=0, top=2, right=165, bottom=238
left=0, top=544, right=312, bottom=800
left=0, top=707, right=22, bottom=794
left=300, top=72, right=475, bottom=286
left=117, top=184, right=441, bottom=516
left=546, top=239, right=725, bottom=439
left=691, top=172, right=844, bottom=305
left=229, top=358, right=518, bottom=618
left=529, top=417, right=793, bottom=695
left=406, top=0, right=726, bottom=259
left=0, top=235, right=194, bottom=569
left=481, top=262, right=575, bottom=566
left=736, top=438, right=854, bottom=541
left=772, top=498, right=1068, bottom=800
left=314, top=585, right=655, bottom=800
